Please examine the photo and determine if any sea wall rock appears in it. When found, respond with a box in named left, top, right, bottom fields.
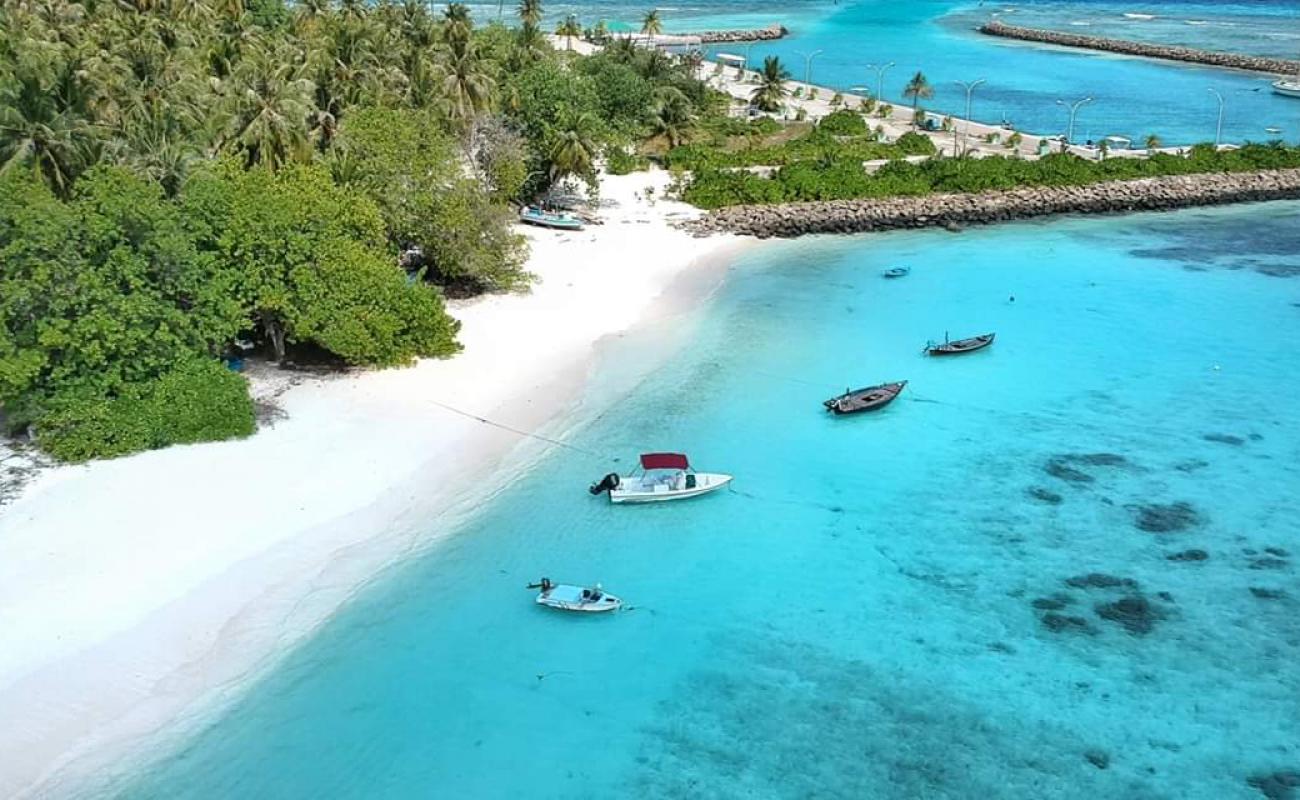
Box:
left=978, top=20, right=1300, bottom=76
left=694, top=24, right=788, bottom=43
left=680, top=169, right=1300, bottom=239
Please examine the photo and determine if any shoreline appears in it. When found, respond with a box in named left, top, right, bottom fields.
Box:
left=0, top=170, right=748, bottom=798
left=683, top=168, right=1300, bottom=239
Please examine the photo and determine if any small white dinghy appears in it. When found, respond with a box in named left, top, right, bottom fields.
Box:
left=529, top=578, right=622, bottom=613
left=589, top=453, right=732, bottom=504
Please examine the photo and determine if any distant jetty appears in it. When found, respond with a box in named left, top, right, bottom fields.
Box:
left=978, top=20, right=1300, bottom=76
left=683, top=169, right=1300, bottom=238
left=611, top=24, right=788, bottom=46
left=695, top=24, right=788, bottom=43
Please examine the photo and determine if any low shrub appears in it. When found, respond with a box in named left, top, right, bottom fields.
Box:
left=37, top=360, right=255, bottom=462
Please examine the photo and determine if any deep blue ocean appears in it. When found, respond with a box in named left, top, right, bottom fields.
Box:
left=479, top=0, right=1300, bottom=145
left=112, top=197, right=1300, bottom=798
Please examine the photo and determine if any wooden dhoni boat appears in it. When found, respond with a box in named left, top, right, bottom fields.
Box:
left=823, top=381, right=907, bottom=415
left=927, top=332, right=995, bottom=356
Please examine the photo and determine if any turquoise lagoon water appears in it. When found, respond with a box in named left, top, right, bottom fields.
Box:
left=472, top=0, right=1300, bottom=145
left=120, top=202, right=1300, bottom=799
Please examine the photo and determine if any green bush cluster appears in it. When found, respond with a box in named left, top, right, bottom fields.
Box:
left=665, top=124, right=937, bottom=172
left=817, top=110, right=868, bottom=136
left=682, top=143, right=1300, bottom=208
left=605, top=146, right=651, bottom=175
left=38, top=361, right=255, bottom=462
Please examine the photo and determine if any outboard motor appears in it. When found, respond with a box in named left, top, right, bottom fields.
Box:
left=589, top=473, right=620, bottom=495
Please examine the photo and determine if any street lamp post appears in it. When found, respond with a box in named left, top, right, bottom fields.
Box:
left=953, top=78, right=986, bottom=157
left=866, top=61, right=895, bottom=103
left=1055, top=96, right=1093, bottom=145
left=1208, top=87, right=1224, bottom=149
left=795, top=49, right=824, bottom=87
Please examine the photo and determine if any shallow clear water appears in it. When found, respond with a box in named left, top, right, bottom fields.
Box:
left=121, top=201, right=1300, bottom=799
left=471, top=0, right=1300, bottom=145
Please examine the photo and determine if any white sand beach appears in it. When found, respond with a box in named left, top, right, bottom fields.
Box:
left=0, top=170, right=744, bottom=797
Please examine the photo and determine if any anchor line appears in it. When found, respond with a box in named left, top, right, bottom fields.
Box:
left=425, top=398, right=613, bottom=460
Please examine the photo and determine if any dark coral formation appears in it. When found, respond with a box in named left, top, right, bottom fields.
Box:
left=1064, top=453, right=1129, bottom=467
left=1095, top=595, right=1162, bottom=635
left=1247, top=771, right=1300, bottom=800
left=1203, top=433, right=1246, bottom=446
left=1027, top=486, right=1063, bottom=504
left=1032, top=594, right=1074, bottom=610
left=1066, top=573, right=1139, bottom=590
left=1133, top=502, right=1202, bottom=533
left=1042, top=613, right=1097, bottom=634
left=1167, top=549, right=1208, bottom=562
left=1250, top=587, right=1289, bottom=601
left=1084, top=749, right=1110, bottom=770
left=1249, top=558, right=1290, bottom=571
left=1044, top=459, right=1094, bottom=484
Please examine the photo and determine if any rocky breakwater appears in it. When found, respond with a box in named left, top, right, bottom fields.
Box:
left=978, top=20, right=1300, bottom=76
left=695, top=24, right=788, bottom=44
left=682, top=169, right=1300, bottom=239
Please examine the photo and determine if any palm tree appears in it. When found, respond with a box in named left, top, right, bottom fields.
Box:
left=438, top=39, right=495, bottom=129
left=548, top=112, right=597, bottom=183
left=749, top=55, right=789, bottom=113
left=902, top=70, right=933, bottom=129
left=1145, top=133, right=1162, bottom=152
left=517, top=0, right=542, bottom=27
left=514, top=21, right=548, bottom=63
left=219, top=48, right=316, bottom=170
left=443, top=3, right=473, bottom=45
left=0, top=56, right=101, bottom=197
left=555, top=14, right=582, bottom=51
left=637, top=48, right=672, bottom=81
left=640, top=9, right=662, bottom=43
left=649, top=86, right=693, bottom=148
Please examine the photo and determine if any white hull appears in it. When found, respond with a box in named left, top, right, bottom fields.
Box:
left=1273, top=80, right=1300, bottom=99
left=609, top=472, right=733, bottom=504
left=535, top=585, right=622, bottom=612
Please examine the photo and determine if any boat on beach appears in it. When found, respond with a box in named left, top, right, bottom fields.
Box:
left=882, top=266, right=911, bottom=278
left=529, top=578, right=622, bottom=613
left=824, top=381, right=907, bottom=415
left=519, top=206, right=585, bottom=230
left=926, top=332, right=996, bottom=356
left=589, top=453, right=732, bottom=503
left=1272, top=79, right=1300, bottom=99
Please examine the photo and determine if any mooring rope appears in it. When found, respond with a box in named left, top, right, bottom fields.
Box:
left=425, top=398, right=615, bottom=460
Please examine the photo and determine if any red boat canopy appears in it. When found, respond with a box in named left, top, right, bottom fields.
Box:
left=640, top=452, right=689, bottom=471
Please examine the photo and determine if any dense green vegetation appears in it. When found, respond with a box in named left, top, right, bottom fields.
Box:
left=680, top=142, right=1300, bottom=209
left=665, top=111, right=937, bottom=172
left=0, top=0, right=719, bottom=460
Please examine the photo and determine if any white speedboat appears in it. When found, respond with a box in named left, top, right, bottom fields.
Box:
left=529, top=579, right=621, bottom=613
left=1273, top=79, right=1300, bottom=99
left=589, top=453, right=732, bottom=504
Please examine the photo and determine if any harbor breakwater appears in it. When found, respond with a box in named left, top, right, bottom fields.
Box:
left=978, top=21, right=1300, bottom=76
left=695, top=24, right=788, bottom=43
left=682, top=169, right=1300, bottom=238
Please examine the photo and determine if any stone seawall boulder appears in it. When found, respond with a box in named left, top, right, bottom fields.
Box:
left=696, top=24, right=788, bottom=43
left=681, top=169, right=1300, bottom=239
left=979, top=20, right=1300, bottom=76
